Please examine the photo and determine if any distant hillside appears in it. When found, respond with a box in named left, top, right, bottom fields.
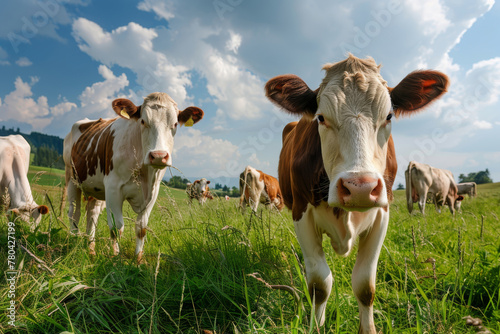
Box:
left=0, top=126, right=64, bottom=154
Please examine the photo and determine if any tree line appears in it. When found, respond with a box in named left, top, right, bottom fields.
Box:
left=1, top=126, right=65, bottom=169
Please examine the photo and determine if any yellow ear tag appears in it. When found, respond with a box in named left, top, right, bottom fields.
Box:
left=185, top=116, right=194, bottom=127
left=120, top=108, right=130, bottom=119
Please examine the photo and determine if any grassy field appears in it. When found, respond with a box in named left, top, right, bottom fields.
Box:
left=1, top=167, right=499, bottom=333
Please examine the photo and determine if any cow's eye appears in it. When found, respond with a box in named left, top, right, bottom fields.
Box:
left=141, top=119, right=145, bottom=125
left=386, top=113, right=393, bottom=121
left=317, top=115, right=325, bottom=124
left=174, top=122, right=178, bottom=128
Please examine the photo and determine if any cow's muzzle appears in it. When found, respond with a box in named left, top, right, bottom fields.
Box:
left=329, top=172, right=387, bottom=211
left=148, top=150, right=170, bottom=168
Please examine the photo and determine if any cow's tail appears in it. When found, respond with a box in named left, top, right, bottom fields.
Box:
left=405, top=161, right=415, bottom=213
left=239, top=167, right=250, bottom=209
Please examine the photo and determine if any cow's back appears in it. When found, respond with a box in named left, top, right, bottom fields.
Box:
left=65, top=118, right=117, bottom=184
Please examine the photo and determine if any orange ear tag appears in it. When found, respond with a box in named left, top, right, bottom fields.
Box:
left=185, top=116, right=194, bottom=127
left=120, top=108, right=130, bottom=119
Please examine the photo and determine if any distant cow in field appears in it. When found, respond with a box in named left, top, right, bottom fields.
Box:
left=186, top=178, right=212, bottom=204
left=239, top=166, right=284, bottom=212
left=0, top=135, right=49, bottom=226
left=63, top=92, right=204, bottom=261
left=405, top=161, right=463, bottom=215
left=265, top=54, right=448, bottom=332
left=457, top=182, right=477, bottom=198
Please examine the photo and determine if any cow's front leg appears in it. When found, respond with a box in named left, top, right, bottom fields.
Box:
left=417, top=193, right=427, bottom=215
left=134, top=210, right=151, bottom=263
left=352, top=209, right=389, bottom=334
left=67, top=181, right=81, bottom=233
left=105, top=195, right=124, bottom=256
left=294, top=209, right=332, bottom=326
left=85, top=198, right=105, bottom=255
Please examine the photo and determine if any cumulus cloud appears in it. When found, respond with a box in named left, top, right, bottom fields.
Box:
left=72, top=18, right=190, bottom=106
left=173, top=128, right=241, bottom=175
left=16, top=57, right=32, bottom=67
left=137, top=0, right=175, bottom=20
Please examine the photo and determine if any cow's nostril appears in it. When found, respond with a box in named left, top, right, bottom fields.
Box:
left=370, top=179, right=383, bottom=199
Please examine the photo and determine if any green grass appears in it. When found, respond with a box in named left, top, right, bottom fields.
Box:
left=1, top=168, right=499, bottom=333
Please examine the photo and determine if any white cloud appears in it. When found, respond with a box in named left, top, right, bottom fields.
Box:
left=79, top=64, right=129, bottom=116
left=137, top=0, right=175, bottom=20
left=50, top=101, right=76, bottom=116
left=16, top=57, right=32, bottom=67
left=225, top=31, right=242, bottom=54
left=173, top=128, right=240, bottom=174
left=473, top=120, right=493, bottom=129
left=72, top=18, right=190, bottom=106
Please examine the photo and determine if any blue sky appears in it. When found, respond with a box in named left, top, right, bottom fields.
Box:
left=0, top=0, right=499, bottom=187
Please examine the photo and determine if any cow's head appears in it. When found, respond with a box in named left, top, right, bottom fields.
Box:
left=266, top=55, right=448, bottom=211
left=112, top=92, right=204, bottom=169
left=194, top=178, right=210, bottom=193
left=7, top=204, right=49, bottom=226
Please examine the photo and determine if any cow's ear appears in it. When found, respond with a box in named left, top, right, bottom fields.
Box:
left=38, top=205, right=49, bottom=215
left=112, top=98, right=141, bottom=119
left=194, top=180, right=199, bottom=184
left=207, top=180, right=211, bottom=184
left=390, top=70, right=449, bottom=117
left=265, top=74, right=318, bottom=117
left=179, top=107, right=204, bottom=126
left=457, top=195, right=464, bottom=201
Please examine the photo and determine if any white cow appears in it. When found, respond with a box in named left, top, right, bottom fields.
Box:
left=457, top=182, right=477, bottom=198
left=265, top=55, right=449, bottom=332
left=0, top=135, right=49, bottom=225
left=186, top=178, right=211, bottom=204
left=63, top=92, right=204, bottom=262
left=405, top=161, right=463, bottom=215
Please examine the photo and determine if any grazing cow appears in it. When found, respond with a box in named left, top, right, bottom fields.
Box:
left=186, top=178, right=212, bottom=204
left=457, top=182, right=477, bottom=198
left=0, top=135, right=49, bottom=226
left=405, top=161, right=463, bottom=215
left=239, top=165, right=284, bottom=212
left=63, top=92, right=203, bottom=261
left=265, top=55, right=448, bottom=332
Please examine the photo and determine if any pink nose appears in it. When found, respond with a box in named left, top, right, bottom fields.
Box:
left=337, top=176, right=384, bottom=208
left=149, top=151, right=169, bottom=166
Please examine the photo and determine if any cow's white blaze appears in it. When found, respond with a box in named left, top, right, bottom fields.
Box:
left=316, top=65, right=392, bottom=210
left=139, top=93, right=179, bottom=168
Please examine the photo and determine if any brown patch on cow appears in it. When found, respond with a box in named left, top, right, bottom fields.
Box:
left=279, top=119, right=329, bottom=221
left=72, top=118, right=116, bottom=183
left=383, top=135, right=397, bottom=202
left=257, top=170, right=284, bottom=211
left=282, top=121, right=298, bottom=144
left=138, top=227, right=147, bottom=239
left=357, top=283, right=375, bottom=307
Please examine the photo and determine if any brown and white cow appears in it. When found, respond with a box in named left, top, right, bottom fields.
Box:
left=63, top=92, right=203, bottom=261
left=239, top=165, right=284, bottom=212
left=0, top=135, right=49, bottom=226
left=457, top=182, right=477, bottom=198
left=405, top=161, right=463, bottom=215
left=186, top=178, right=212, bottom=204
left=265, top=55, right=448, bottom=332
